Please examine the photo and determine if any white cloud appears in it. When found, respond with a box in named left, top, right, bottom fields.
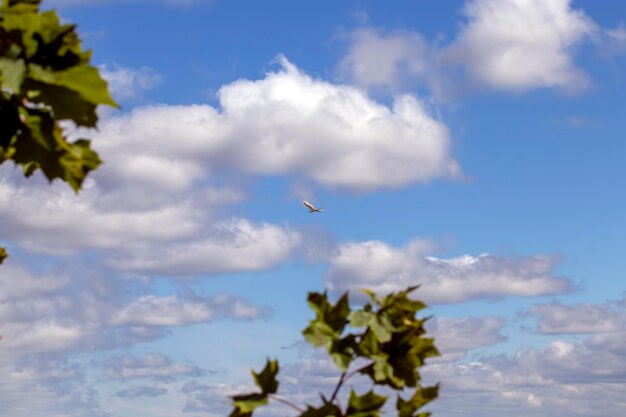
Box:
left=339, top=0, right=598, bottom=96
left=447, top=0, right=596, bottom=93
left=1, top=56, right=457, bottom=278
left=325, top=239, right=572, bottom=303
left=0, top=172, right=296, bottom=276
left=102, top=353, right=201, bottom=380
left=337, top=28, right=429, bottom=92
left=526, top=300, right=626, bottom=334
left=92, top=56, right=459, bottom=192
left=0, top=260, right=271, bottom=416
left=111, top=218, right=300, bottom=276
left=428, top=316, right=506, bottom=361
left=99, top=64, right=162, bottom=101
left=0, top=264, right=68, bottom=302
left=111, top=291, right=271, bottom=326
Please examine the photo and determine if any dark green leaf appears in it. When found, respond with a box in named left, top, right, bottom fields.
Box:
left=299, top=402, right=342, bottom=417
left=397, top=384, right=439, bottom=417
left=28, top=63, right=117, bottom=107
left=252, top=359, right=279, bottom=394
left=345, top=389, right=387, bottom=417
left=231, top=393, right=268, bottom=413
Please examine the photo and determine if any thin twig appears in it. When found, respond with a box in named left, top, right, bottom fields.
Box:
left=269, top=394, right=305, bottom=413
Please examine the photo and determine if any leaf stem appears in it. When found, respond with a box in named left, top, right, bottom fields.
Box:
left=329, top=371, right=347, bottom=403
left=268, top=394, right=305, bottom=413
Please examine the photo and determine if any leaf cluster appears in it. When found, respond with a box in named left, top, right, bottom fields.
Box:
left=0, top=0, right=116, bottom=263
left=228, top=286, right=440, bottom=417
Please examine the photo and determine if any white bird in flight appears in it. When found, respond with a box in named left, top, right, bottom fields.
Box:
left=303, top=200, right=323, bottom=213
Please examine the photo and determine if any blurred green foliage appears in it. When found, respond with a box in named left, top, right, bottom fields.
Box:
left=0, top=0, right=116, bottom=263
left=229, top=286, right=440, bottom=417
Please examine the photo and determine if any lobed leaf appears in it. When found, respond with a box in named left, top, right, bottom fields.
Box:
left=252, top=359, right=279, bottom=394
left=345, top=389, right=387, bottom=417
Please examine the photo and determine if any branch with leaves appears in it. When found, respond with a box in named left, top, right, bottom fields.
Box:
left=228, top=286, right=440, bottom=417
left=0, top=0, right=116, bottom=263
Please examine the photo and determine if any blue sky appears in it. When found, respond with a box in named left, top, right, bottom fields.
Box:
left=2, top=0, right=626, bottom=416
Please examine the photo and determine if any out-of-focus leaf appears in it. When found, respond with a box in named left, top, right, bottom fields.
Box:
left=397, top=384, right=439, bottom=417
left=25, top=80, right=99, bottom=127
left=252, top=359, right=279, bottom=394
left=345, top=389, right=387, bottom=417
left=0, top=57, right=25, bottom=92
left=299, top=402, right=342, bottom=417
left=231, top=393, right=268, bottom=413
left=28, top=63, right=117, bottom=107
left=0, top=246, right=7, bottom=264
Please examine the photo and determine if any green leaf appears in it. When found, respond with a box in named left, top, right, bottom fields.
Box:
left=231, top=393, right=268, bottom=413
left=300, top=402, right=342, bottom=417
left=349, top=310, right=375, bottom=327
left=303, top=291, right=352, bottom=352
left=303, top=320, right=338, bottom=349
left=0, top=246, right=7, bottom=264
left=0, top=57, right=25, bottom=92
left=368, top=316, right=392, bottom=343
left=329, top=335, right=357, bottom=371
left=345, top=389, right=387, bottom=417
left=397, top=384, right=439, bottom=417
left=59, top=138, right=102, bottom=191
left=25, top=81, right=99, bottom=127
left=252, top=359, right=279, bottom=394
left=28, top=63, right=117, bottom=107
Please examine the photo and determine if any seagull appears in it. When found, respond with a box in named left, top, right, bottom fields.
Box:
left=303, top=200, right=323, bottom=213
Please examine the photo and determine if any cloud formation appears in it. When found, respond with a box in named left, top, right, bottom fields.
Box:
left=448, top=0, right=595, bottom=93
left=325, top=239, right=572, bottom=303
left=340, top=0, right=598, bottom=96
left=102, top=353, right=201, bottom=380
left=526, top=299, right=626, bottom=334
left=337, top=28, right=429, bottom=93
left=92, top=56, right=458, bottom=192
left=0, top=261, right=270, bottom=416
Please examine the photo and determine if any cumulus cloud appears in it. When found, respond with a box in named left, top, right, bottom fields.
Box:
left=325, top=239, right=572, bottom=303
left=446, top=0, right=595, bottom=93
left=0, top=260, right=271, bottom=416
left=526, top=300, right=626, bottom=334
left=0, top=173, right=297, bottom=276
left=423, top=330, right=626, bottom=417
left=1, top=56, right=458, bottom=278
left=339, top=0, right=599, bottom=96
left=91, top=56, right=458, bottom=193
left=111, top=218, right=300, bottom=276
left=99, top=64, right=162, bottom=101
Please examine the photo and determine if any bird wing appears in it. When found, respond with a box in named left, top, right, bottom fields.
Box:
left=303, top=201, right=315, bottom=211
